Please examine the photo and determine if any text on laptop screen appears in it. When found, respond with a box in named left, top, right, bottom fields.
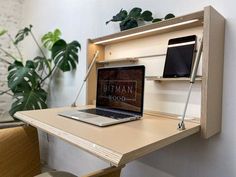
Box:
left=96, top=66, right=145, bottom=115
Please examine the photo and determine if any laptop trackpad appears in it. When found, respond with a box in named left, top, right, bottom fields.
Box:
left=70, top=112, right=119, bottom=123
left=70, top=112, right=97, bottom=119
left=60, top=110, right=122, bottom=123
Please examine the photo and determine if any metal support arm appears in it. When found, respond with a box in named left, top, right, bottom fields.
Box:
left=178, top=37, right=203, bottom=130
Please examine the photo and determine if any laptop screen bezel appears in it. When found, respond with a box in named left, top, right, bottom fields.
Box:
left=96, top=65, right=145, bottom=116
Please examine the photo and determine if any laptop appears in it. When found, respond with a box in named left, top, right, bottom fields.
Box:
left=59, top=65, right=145, bottom=127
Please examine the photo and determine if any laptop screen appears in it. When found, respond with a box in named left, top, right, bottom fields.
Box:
left=96, top=65, right=145, bottom=116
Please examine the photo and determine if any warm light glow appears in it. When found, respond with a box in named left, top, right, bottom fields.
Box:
left=168, top=41, right=196, bottom=48
left=94, top=19, right=199, bottom=45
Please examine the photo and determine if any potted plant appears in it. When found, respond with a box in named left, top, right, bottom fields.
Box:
left=106, top=7, right=153, bottom=31
left=0, top=25, right=81, bottom=118
left=106, top=7, right=175, bottom=31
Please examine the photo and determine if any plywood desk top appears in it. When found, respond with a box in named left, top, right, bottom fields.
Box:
left=15, top=106, right=200, bottom=166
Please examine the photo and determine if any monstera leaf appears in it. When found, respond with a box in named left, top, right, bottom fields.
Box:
left=9, top=87, right=47, bottom=116
left=0, top=28, right=7, bottom=36
left=41, top=29, right=61, bottom=50
left=51, top=39, right=81, bottom=72
left=7, top=60, right=47, bottom=116
left=34, top=56, right=52, bottom=72
left=8, top=60, right=40, bottom=93
left=14, top=25, right=32, bottom=45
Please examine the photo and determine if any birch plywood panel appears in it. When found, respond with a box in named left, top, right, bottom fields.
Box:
left=201, top=6, right=225, bottom=138
left=15, top=107, right=200, bottom=166
left=103, top=27, right=203, bottom=118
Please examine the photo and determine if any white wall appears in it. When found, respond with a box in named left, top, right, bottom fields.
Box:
left=22, top=0, right=236, bottom=177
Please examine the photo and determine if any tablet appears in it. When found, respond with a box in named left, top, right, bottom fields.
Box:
left=163, top=35, right=197, bottom=78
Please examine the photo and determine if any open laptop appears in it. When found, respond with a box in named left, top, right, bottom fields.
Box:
left=59, top=65, right=145, bottom=127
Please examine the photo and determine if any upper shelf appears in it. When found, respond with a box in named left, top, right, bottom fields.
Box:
left=96, top=58, right=139, bottom=64
left=90, top=11, right=204, bottom=45
left=96, top=53, right=167, bottom=64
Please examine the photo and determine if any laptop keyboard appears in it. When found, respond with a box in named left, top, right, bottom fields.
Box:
left=79, top=109, right=133, bottom=119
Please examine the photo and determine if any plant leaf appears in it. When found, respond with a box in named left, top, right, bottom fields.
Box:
left=128, top=7, right=142, bottom=19
left=8, top=60, right=47, bottom=116
left=14, top=25, right=33, bottom=45
left=9, top=87, right=47, bottom=116
left=52, top=39, right=81, bottom=72
left=120, top=19, right=138, bottom=31
left=0, top=28, right=7, bottom=36
left=164, top=13, right=175, bottom=20
left=34, top=56, right=52, bottom=72
left=106, top=9, right=128, bottom=24
left=41, top=29, right=62, bottom=50
left=7, top=60, right=40, bottom=93
left=152, top=18, right=163, bottom=23
left=140, top=11, right=153, bottom=21
left=25, top=60, right=37, bottom=69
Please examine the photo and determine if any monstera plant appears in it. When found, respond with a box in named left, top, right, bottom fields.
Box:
left=0, top=25, right=81, bottom=117
left=106, top=7, right=175, bottom=31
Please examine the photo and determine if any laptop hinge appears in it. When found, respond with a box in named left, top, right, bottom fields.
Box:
left=96, top=107, right=140, bottom=117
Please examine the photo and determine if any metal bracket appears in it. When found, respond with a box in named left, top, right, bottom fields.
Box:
left=177, top=37, right=203, bottom=131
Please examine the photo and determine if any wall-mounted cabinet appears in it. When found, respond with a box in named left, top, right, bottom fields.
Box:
left=86, top=6, right=225, bottom=139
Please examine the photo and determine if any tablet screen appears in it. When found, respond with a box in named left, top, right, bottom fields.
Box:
left=163, top=35, right=197, bottom=78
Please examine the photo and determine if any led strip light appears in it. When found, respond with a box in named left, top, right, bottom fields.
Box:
left=94, top=19, right=199, bottom=45
left=168, top=41, right=196, bottom=48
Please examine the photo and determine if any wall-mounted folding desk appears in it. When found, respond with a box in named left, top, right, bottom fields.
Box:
left=15, top=5, right=224, bottom=168
left=15, top=106, right=200, bottom=166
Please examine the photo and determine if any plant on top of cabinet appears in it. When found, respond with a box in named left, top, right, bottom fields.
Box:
left=106, top=8, right=153, bottom=31
left=152, top=13, right=175, bottom=23
left=106, top=7, right=175, bottom=31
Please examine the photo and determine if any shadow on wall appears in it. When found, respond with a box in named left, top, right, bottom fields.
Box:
left=47, top=68, right=78, bottom=107
left=123, top=132, right=234, bottom=177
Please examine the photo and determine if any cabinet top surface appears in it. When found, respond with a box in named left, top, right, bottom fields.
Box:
left=90, top=10, right=204, bottom=45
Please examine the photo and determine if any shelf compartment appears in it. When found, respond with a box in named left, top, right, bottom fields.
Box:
left=96, top=53, right=167, bottom=65
left=146, top=76, right=202, bottom=82
left=91, top=11, right=204, bottom=45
